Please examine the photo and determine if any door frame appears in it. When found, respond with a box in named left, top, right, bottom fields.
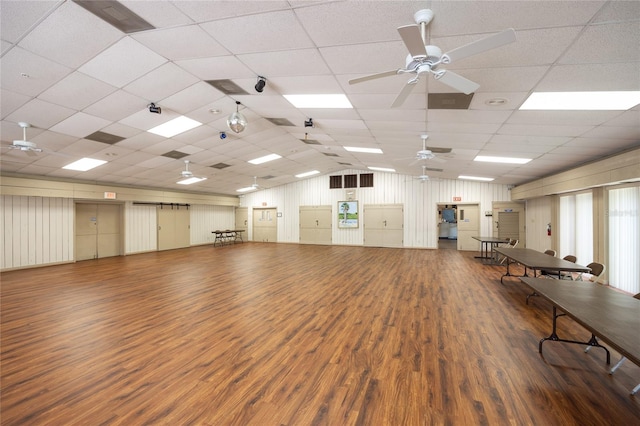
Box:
left=74, top=201, right=124, bottom=260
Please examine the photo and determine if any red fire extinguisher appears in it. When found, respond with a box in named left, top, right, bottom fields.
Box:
left=547, top=223, right=551, bottom=236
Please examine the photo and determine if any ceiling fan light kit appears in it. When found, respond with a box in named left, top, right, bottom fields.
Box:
left=10, top=122, right=43, bottom=154
left=227, top=101, right=247, bottom=133
left=349, top=9, right=516, bottom=107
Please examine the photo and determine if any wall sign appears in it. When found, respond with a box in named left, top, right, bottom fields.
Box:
left=453, top=196, right=462, bottom=201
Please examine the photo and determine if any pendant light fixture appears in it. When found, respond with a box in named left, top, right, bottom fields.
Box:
left=227, top=101, right=247, bottom=133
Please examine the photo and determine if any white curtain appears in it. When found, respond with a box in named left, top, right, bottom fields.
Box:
left=559, top=192, right=592, bottom=266
left=608, top=186, right=640, bottom=294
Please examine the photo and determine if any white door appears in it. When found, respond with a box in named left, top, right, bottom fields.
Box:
left=364, top=204, right=403, bottom=248
left=253, top=208, right=277, bottom=242
left=300, top=206, right=332, bottom=245
left=456, top=204, right=480, bottom=251
left=157, top=206, right=190, bottom=250
left=75, top=203, right=121, bottom=260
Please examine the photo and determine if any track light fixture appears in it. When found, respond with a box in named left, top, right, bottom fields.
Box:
left=254, top=76, right=266, bottom=93
left=148, top=102, right=161, bottom=114
left=227, top=101, right=247, bottom=133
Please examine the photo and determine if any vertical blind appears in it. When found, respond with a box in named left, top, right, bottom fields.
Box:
left=559, top=192, right=593, bottom=267
left=608, top=186, right=640, bottom=294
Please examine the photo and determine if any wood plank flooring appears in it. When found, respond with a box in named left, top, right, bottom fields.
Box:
left=2, top=243, right=639, bottom=425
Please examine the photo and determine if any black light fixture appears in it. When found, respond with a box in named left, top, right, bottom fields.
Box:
left=304, top=118, right=314, bottom=128
left=227, top=101, right=247, bottom=133
left=148, top=102, right=161, bottom=114
left=254, top=76, right=266, bottom=93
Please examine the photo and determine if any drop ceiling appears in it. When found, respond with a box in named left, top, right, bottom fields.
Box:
left=1, top=0, right=639, bottom=196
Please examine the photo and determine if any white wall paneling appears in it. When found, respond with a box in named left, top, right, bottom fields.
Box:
left=524, top=197, right=552, bottom=252
left=1, top=195, right=74, bottom=270
left=125, top=202, right=157, bottom=254
left=240, top=170, right=512, bottom=248
left=190, top=204, right=235, bottom=246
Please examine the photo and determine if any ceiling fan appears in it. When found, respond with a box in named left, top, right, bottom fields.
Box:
left=177, top=160, right=207, bottom=183
left=409, top=135, right=448, bottom=165
left=414, top=165, right=432, bottom=183
left=6, top=122, right=43, bottom=156
left=348, top=9, right=516, bottom=107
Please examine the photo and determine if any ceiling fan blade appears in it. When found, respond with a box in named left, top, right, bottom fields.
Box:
left=391, top=81, right=417, bottom=108
left=349, top=70, right=399, bottom=85
left=397, top=24, right=427, bottom=58
left=442, top=28, right=516, bottom=64
left=434, top=70, right=480, bottom=95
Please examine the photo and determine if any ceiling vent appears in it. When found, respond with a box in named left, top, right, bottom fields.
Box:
left=210, top=162, right=231, bottom=169
left=323, top=152, right=339, bottom=157
left=205, top=79, right=249, bottom=95
left=300, top=138, right=321, bottom=145
left=73, top=1, right=155, bottom=33
left=161, top=150, right=189, bottom=159
left=428, top=93, right=474, bottom=110
left=265, top=117, right=295, bottom=126
left=85, top=131, right=125, bottom=145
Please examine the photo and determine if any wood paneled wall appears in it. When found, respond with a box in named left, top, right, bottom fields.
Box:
left=240, top=170, right=512, bottom=248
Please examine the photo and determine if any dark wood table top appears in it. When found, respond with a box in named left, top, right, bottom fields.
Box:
left=520, top=277, right=640, bottom=367
left=472, top=236, right=509, bottom=243
left=494, top=247, right=590, bottom=272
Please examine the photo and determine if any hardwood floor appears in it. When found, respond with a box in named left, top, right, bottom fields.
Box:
left=2, top=243, right=639, bottom=425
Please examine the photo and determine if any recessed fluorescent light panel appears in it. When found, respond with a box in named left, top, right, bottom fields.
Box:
left=295, top=170, right=320, bottom=178
left=344, top=146, right=383, bottom=154
left=368, top=166, right=396, bottom=172
left=148, top=116, right=202, bottom=138
left=248, top=153, right=282, bottom=165
left=459, top=175, right=494, bottom=181
left=283, top=94, right=353, bottom=109
left=474, top=155, right=531, bottom=165
left=177, top=177, right=207, bottom=185
left=63, top=158, right=107, bottom=171
left=519, top=91, right=640, bottom=110
left=236, top=186, right=256, bottom=193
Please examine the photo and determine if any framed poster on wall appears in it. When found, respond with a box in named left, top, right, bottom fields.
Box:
left=338, top=201, right=358, bottom=228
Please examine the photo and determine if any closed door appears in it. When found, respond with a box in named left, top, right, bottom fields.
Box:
left=235, top=207, right=248, bottom=232
left=364, top=204, right=403, bottom=248
left=456, top=204, right=480, bottom=251
left=75, top=203, right=121, bottom=261
left=253, top=208, right=277, bottom=242
left=158, top=206, right=190, bottom=251
left=300, top=206, right=332, bottom=245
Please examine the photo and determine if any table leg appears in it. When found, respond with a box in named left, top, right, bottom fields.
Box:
left=539, top=307, right=610, bottom=364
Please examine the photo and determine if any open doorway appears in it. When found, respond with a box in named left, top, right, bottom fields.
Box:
left=437, top=204, right=458, bottom=249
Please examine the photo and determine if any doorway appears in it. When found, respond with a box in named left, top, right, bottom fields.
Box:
left=437, top=204, right=458, bottom=249
left=299, top=205, right=332, bottom=245
left=252, top=208, right=277, bottom=242
left=363, top=204, right=403, bottom=248
left=75, top=203, right=122, bottom=260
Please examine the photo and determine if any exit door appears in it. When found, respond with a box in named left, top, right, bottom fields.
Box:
left=253, top=208, right=277, bottom=242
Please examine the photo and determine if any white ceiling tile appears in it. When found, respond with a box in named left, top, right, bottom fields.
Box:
left=133, top=25, right=228, bottom=61
left=160, top=82, right=226, bottom=114
left=173, top=1, right=290, bottom=23
left=469, top=92, right=529, bottom=110
left=560, top=21, right=640, bottom=64
left=509, top=111, right=621, bottom=126
left=0, top=0, right=59, bottom=43
left=580, top=125, right=640, bottom=140
left=79, top=37, right=167, bottom=88
left=1, top=89, right=31, bottom=119
left=535, top=63, right=640, bottom=91
left=0, top=47, right=72, bottom=97
left=124, top=62, right=200, bottom=102
left=6, top=98, right=75, bottom=129
left=17, top=1, right=123, bottom=68
left=83, top=90, right=148, bottom=122
left=39, top=72, right=117, bottom=111
left=120, top=0, right=192, bottom=28
left=238, top=49, right=330, bottom=78
left=499, top=123, right=595, bottom=137
left=175, top=56, right=254, bottom=80
left=50, top=112, right=112, bottom=138
left=593, top=1, right=640, bottom=22
left=200, top=10, right=313, bottom=55
left=320, top=41, right=406, bottom=75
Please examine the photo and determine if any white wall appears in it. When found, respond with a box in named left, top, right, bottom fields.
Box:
left=1, top=195, right=74, bottom=269
left=190, top=204, right=236, bottom=245
left=125, top=202, right=157, bottom=254
left=240, top=170, right=512, bottom=248
left=524, top=196, right=553, bottom=252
